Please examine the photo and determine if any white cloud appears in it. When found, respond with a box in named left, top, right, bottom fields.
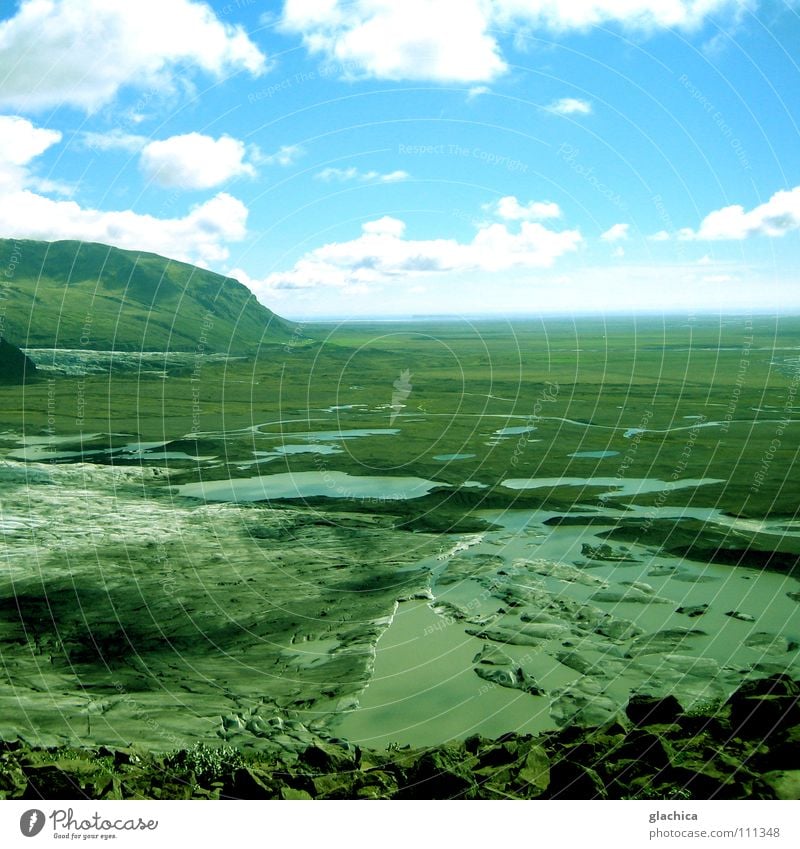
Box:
left=362, top=216, right=407, bottom=237
left=601, top=222, right=630, bottom=242
left=546, top=97, right=592, bottom=115
left=0, top=190, right=248, bottom=265
left=282, top=1, right=743, bottom=83
left=612, top=246, right=625, bottom=258
left=281, top=0, right=507, bottom=83
left=254, top=214, right=581, bottom=293
left=257, top=144, right=304, bottom=167
left=493, top=0, right=751, bottom=32
left=648, top=230, right=671, bottom=241
left=492, top=196, right=562, bottom=221
left=80, top=130, right=149, bottom=153
left=680, top=186, right=800, bottom=240
left=0, top=114, right=249, bottom=265
left=140, top=133, right=255, bottom=190
left=0, top=114, right=61, bottom=192
left=315, top=167, right=411, bottom=184
left=0, top=0, right=267, bottom=112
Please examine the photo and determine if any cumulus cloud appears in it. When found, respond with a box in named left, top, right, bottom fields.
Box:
left=257, top=144, right=305, bottom=167
left=315, top=166, right=410, bottom=184
left=546, top=97, right=593, bottom=115
left=140, top=133, right=255, bottom=190
left=679, top=186, right=800, bottom=240
left=0, top=0, right=267, bottom=112
left=282, top=1, right=743, bottom=83
left=281, top=0, right=507, bottom=83
left=0, top=190, right=248, bottom=265
left=0, top=115, right=62, bottom=192
left=491, top=196, right=562, bottom=221
left=601, top=222, right=630, bottom=242
left=254, top=213, right=581, bottom=294
left=0, top=115, right=248, bottom=265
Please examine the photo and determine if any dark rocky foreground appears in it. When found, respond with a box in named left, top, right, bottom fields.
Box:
left=2, top=675, right=797, bottom=801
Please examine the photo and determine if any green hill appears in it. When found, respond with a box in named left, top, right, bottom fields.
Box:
left=0, top=337, right=37, bottom=383
left=0, top=239, right=295, bottom=353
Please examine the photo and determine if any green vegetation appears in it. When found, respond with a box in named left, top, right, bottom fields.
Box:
left=0, top=238, right=295, bottom=353
left=0, top=337, right=36, bottom=383
left=2, top=675, right=797, bottom=799
left=0, top=252, right=798, bottom=801
left=3, top=312, right=797, bottom=517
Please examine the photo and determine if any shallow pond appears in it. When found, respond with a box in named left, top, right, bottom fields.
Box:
left=501, top=476, right=725, bottom=498
left=336, top=506, right=800, bottom=748
left=176, top=471, right=447, bottom=502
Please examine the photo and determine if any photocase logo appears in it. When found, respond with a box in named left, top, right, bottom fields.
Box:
left=20, top=809, right=45, bottom=837
left=390, top=368, right=413, bottom=424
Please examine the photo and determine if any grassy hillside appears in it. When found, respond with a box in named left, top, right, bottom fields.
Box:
left=0, top=337, right=37, bottom=383
left=0, top=238, right=295, bottom=353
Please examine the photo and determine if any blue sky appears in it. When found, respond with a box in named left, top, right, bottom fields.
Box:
left=0, top=0, right=798, bottom=318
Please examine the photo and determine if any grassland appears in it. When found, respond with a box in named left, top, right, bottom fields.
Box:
left=3, top=313, right=798, bottom=517
left=1, top=313, right=798, bottom=798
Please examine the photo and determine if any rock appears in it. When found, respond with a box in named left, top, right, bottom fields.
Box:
left=354, top=769, right=398, bottom=799
left=0, top=759, right=26, bottom=798
left=620, top=581, right=656, bottom=593
left=612, top=730, right=673, bottom=770
left=550, top=683, right=619, bottom=727
left=743, top=632, right=797, bottom=655
left=430, top=600, right=467, bottom=621
left=476, top=740, right=522, bottom=769
left=299, top=741, right=357, bottom=773
left=518, top=609, right=559, bottom=624
left=727, top=675, right=800, bottom=738
left=466, top=623, right=568, bottom=646
left=676, top=604, right=709, bottom=617
left=474, top=665, right=543, bottom=695
left=787, top=591, right=800, bottom=604
left=515, top=558, right=608, bottom=587
left=472, top=644, right=513, bottom=665
left=725, top=610, right=756, bottom=622
left=648, top=565, right=678, bottom=577
left=515, top=745, right=550, bottom=795
left=312, top=772, right=357, bottom=798
left=223, top=767, right=275, bottom=799
left=594, top=617, right=643, bottom=641
left=627, top=628, right=707, bottom=656
left=581, top=543, right=637, bottom=563
left=280, top=786, right=312, bottom=800
left=554, top=651, right=597, bottom=675
left=671, top=571, right=719, bottom=583
left=761, top=770, right=800, bottom=800
left=590, top=588, right=671, bottom=604
left=402, top=749, right=476, bottom=799
left=245, top=716, right=273, bottom=736
left=547, top=762, right=607, bottom=799
left=626, top=694, right=684, bottom=726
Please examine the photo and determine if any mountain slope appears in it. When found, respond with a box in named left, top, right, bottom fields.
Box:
left=0, top=337, right=37, bottom=383
left=0, top=239, right=295, bottom=353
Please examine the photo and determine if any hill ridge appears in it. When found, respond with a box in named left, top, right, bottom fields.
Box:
left=0, top=238, right=294, bottom=354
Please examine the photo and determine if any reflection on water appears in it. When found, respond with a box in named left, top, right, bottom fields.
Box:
left=176, top=470, right=447, bottom=502
left=501, top=476, right=725, bottom=499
